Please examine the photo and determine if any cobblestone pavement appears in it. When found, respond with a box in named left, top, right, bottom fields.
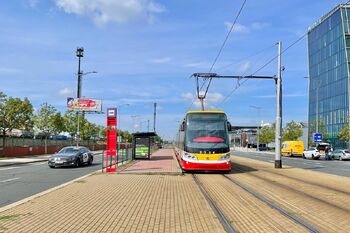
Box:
left=0, top=174, right=224, bottom=233
left=119, top=149, right=181, bottom=174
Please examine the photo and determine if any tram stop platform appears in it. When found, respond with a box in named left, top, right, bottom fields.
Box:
left=119, top=149, right=181, bottom=175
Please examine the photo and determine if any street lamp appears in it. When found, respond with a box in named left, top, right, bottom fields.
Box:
left=75, top=47, right=97, bottom=146
left=250, top=105, right=262, bottom=151
left=130, top=115, right=140, bottom=133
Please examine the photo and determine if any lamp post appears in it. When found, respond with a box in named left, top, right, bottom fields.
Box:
left=250, top=105, right=262, bottom=151
left=130, top=115, right=140, bottom=133
left=75, top=47, right=97, bottom=146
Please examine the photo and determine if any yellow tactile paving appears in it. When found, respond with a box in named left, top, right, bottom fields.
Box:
left=0, top=174, right=224, bottom=233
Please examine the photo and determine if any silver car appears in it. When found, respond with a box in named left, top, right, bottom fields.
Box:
left=340, top=149, right=350, bottom=161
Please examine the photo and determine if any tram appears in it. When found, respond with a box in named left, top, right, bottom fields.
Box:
left=175, top=110, right=232, bottom=172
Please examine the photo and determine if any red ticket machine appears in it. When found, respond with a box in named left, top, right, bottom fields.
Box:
left=106, top=108, right=117, bottom=172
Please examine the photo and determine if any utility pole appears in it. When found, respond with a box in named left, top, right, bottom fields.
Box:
left=192, top=42, right=283, bottom=169
left=275, top=41, right=282, bottom=169
left=153, top=103, right=157, bottom=132
left=147, top=120, right=150, bottom=132
left=76, top=47, right=84, bottom=147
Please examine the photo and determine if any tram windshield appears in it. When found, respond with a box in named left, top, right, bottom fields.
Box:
left=185, top=113, right=229, bottom=153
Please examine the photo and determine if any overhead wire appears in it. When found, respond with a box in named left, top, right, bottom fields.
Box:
left=216, top=30, right=309, bottom=106
left=199, top=0, right=248, bottom=99
left=186, top=0, right=247, bottom=111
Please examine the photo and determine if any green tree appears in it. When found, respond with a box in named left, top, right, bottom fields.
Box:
left=338, top=125, right=349, bottom=141
left=0, top=93, right=34, bottom=147
left=81, top=121, right=100, bottom=141
left=258, top=124, right=275, bottom=145
left=34, top=103, right=60, bottom=154
left=63, top=111, right=79, bottom=137
left=282, top=121, right=303, bottom=141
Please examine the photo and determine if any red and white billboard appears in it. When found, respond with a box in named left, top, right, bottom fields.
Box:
left=67, top=97, right=102, bottom=112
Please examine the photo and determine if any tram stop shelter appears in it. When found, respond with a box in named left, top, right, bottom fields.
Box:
left=132, top=132, right=158, bottom=160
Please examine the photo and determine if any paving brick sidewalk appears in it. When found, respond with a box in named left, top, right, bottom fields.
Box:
left=0, top=174, right=224, bottom=233
left=119, top=149, right=181, bottom=174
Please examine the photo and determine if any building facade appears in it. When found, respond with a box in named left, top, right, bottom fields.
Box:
left=308, top=4, right=350, bottom=147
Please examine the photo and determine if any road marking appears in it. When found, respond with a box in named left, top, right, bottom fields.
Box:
left=0, top=177, right=20, bottom=183
left=0, top=167, right=20, bottom=171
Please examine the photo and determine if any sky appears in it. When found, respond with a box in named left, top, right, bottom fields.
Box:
left=0, top=0, right=346, bottom=140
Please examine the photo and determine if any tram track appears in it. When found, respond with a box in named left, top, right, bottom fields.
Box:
left=222, top=174, right=320, bottom=233
left=231, top=162, right=350, bottom=196
left=229, top=165, right=350, bottom=232
left=232, top=167, right=350, bottom=213
left=192, top=174, right=236, bottom=233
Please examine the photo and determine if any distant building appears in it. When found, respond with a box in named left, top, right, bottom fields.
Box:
left=308, top=4, right=350, bottom=147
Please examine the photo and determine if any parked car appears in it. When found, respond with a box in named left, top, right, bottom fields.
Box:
left=48, top=146, right=93, bottom=168
left=331, top=149, right=350, bottom=160
left=302, top=147, right=321, bottom=160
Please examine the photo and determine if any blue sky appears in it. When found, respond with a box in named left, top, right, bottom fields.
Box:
left=0, top=0, right=345, bottom=140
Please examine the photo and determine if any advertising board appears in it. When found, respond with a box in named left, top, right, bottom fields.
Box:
left=67, top=98, right=102, bottom=112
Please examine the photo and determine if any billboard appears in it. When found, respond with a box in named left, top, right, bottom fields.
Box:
left=67, top=97, right=102, bottom=112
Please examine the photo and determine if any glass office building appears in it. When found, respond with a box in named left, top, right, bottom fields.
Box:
left=308, top=4, right=350, bottom=147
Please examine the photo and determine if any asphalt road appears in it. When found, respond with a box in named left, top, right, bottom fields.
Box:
left=0, top=153, right=103, bottom=208
left=231, top=150, right=350, bottom=178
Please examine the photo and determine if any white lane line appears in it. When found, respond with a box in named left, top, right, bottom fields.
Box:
left=0, top=167, right=20, bottom=171
left=0, top=177, right=20, bottom=183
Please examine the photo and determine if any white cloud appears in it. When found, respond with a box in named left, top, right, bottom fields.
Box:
left=149, top=57, right=172, bottom=64
left=251, top=22, right=270, bottom=30
left=55, top=0, right=165, bottom=26
left=224, top=22, right=249, bottom=33
left=58, top=87, right=73, bottom=96
left=237, top=61, right=251, bottom=73
left=28, top=0, right=39, bottom=8
left=181, top=92, right=225, bottom=109
left=224, top=21, right=269, bottom=34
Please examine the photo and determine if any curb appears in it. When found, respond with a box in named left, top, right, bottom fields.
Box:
left=0, top=159, right=49, bottom=167
left=0, top=170, right=99, bottom=214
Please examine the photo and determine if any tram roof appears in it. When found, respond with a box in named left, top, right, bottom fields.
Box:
left=187, top=110, right=225, bottom=114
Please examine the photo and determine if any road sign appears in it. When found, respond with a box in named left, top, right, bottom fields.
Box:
left=313, top=133, right=322, bottom=143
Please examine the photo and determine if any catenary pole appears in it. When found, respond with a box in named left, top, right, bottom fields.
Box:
left=275, top=41, right=282, bottom=168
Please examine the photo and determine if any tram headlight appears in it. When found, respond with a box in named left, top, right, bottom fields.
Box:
left=184, top=152, right=198, bottom=160
left=219, top=153, right=231, bottom=161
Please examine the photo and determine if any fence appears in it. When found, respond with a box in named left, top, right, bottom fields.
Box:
left=0, top=137, right=106, bottom=157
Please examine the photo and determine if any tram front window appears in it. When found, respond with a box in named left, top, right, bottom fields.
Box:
left=185, top=113, right=229, bottom=153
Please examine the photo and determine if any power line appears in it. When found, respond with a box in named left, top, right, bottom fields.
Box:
left=194, top=0, right=248, bottom=110
left=200, top=0, right=247, bottom=95
left=214, top=44, right=276, bottom=72
left=217, top=32, right=308, bottom=106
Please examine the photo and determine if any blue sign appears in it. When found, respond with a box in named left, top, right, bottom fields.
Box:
left=313, top=133, right=322, bottom=143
